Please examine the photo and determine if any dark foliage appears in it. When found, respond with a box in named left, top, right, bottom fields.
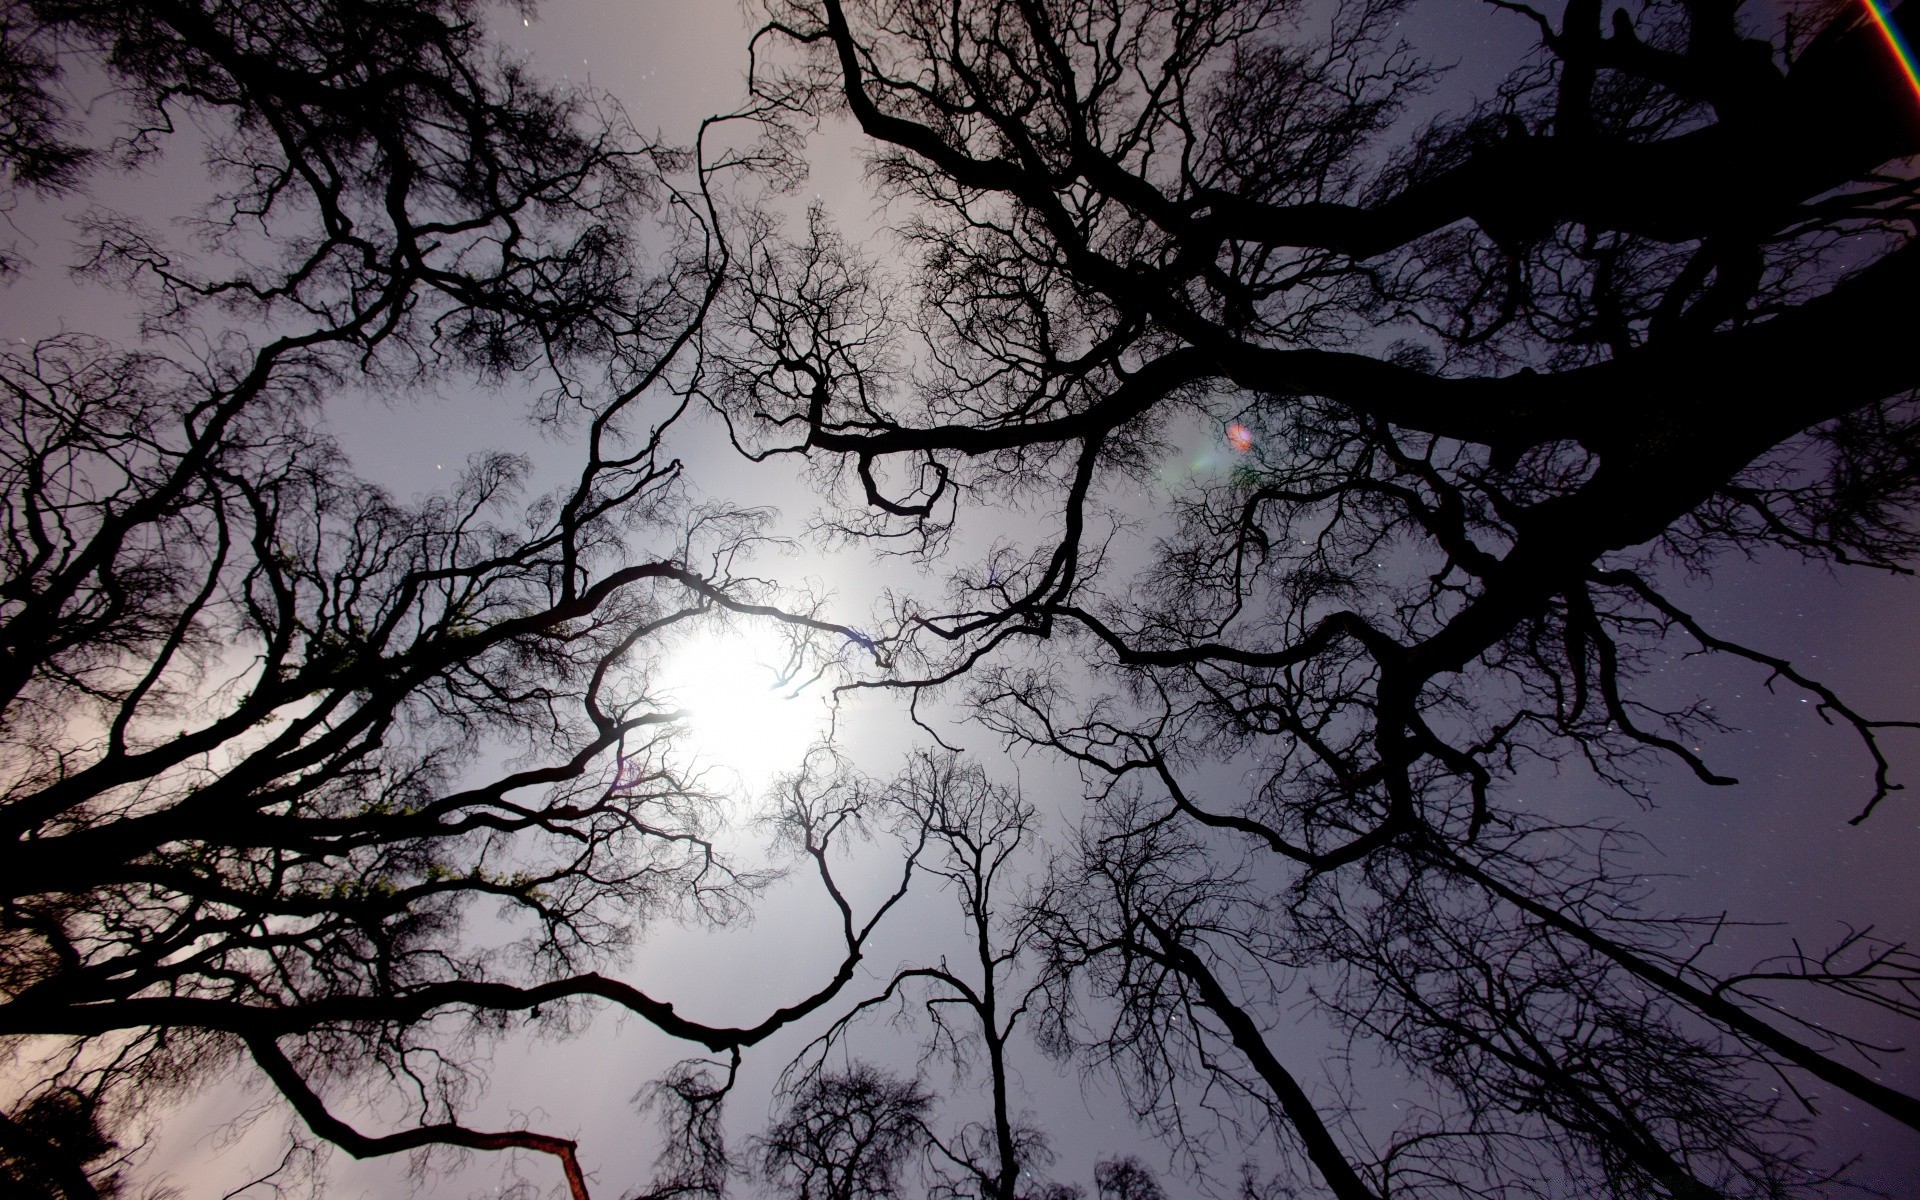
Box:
left=0, top=1090, right=125, bottom=1200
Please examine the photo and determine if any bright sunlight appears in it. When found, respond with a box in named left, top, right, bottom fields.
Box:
left=653, top=622, right=833, bottom=800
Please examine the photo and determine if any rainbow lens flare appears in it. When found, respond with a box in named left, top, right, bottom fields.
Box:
left=1865, top=0, right=1920, bottom=105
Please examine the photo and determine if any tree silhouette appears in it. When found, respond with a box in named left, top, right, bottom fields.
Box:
left=0, top=1091, right=126, bottom=1200
left=4, top=0, right=1919, bottom=1197
left=1094, top=1157, right=1168, bottom=1200
left=717, top=0, right=1920, bottom=1195
left=781, top=751, right=1063, bottom=1200
left=759, top=1064, right=935, bottom=1200
left=0, top=3, right=907, bottom=1198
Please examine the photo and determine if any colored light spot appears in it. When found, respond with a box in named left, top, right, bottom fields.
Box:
left=1865, top=0, right=1920, bottom=105
left=1226, top=422, right=1254, bottom=453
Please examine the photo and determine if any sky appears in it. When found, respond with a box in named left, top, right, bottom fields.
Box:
left=4, top=1, right=1918, bottom=1197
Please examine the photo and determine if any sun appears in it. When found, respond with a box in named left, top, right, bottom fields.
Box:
left=652, top=622, right=834, bottom=800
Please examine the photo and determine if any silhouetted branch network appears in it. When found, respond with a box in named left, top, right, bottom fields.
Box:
left=0, top=3, right=903, bottom=1198
left=4, top=0, right=1919, bottom=1197
left=706, top=0, right=1920, bottom=1194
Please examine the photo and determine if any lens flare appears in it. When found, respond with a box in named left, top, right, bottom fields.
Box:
left=1865, top=0, right=1920, bottom=105
left=1226, top=422, right=1255, bottom=453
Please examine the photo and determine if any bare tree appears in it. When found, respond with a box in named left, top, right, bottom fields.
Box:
left=759, top=1064, right=934, bottom=1200
left=10, top=0, right=1920, bottom=1196
left=715, top=0, right=1920, bottom=1192
left=783, top=751, right=1057, bottom=1200
left=769, top=752, right=1186, bottom=1200
left=0, top=3, right=917, bottom=1197
left=1094, top=1157, right=1167, bottom=1200
left=1026, top=787, right=1872, bottom=1198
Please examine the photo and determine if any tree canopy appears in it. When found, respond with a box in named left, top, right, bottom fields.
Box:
left=2, top=1, right=1918, bottom=1198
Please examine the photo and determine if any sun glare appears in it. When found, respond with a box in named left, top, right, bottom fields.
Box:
left=653, top=623, right=832, bottom=800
